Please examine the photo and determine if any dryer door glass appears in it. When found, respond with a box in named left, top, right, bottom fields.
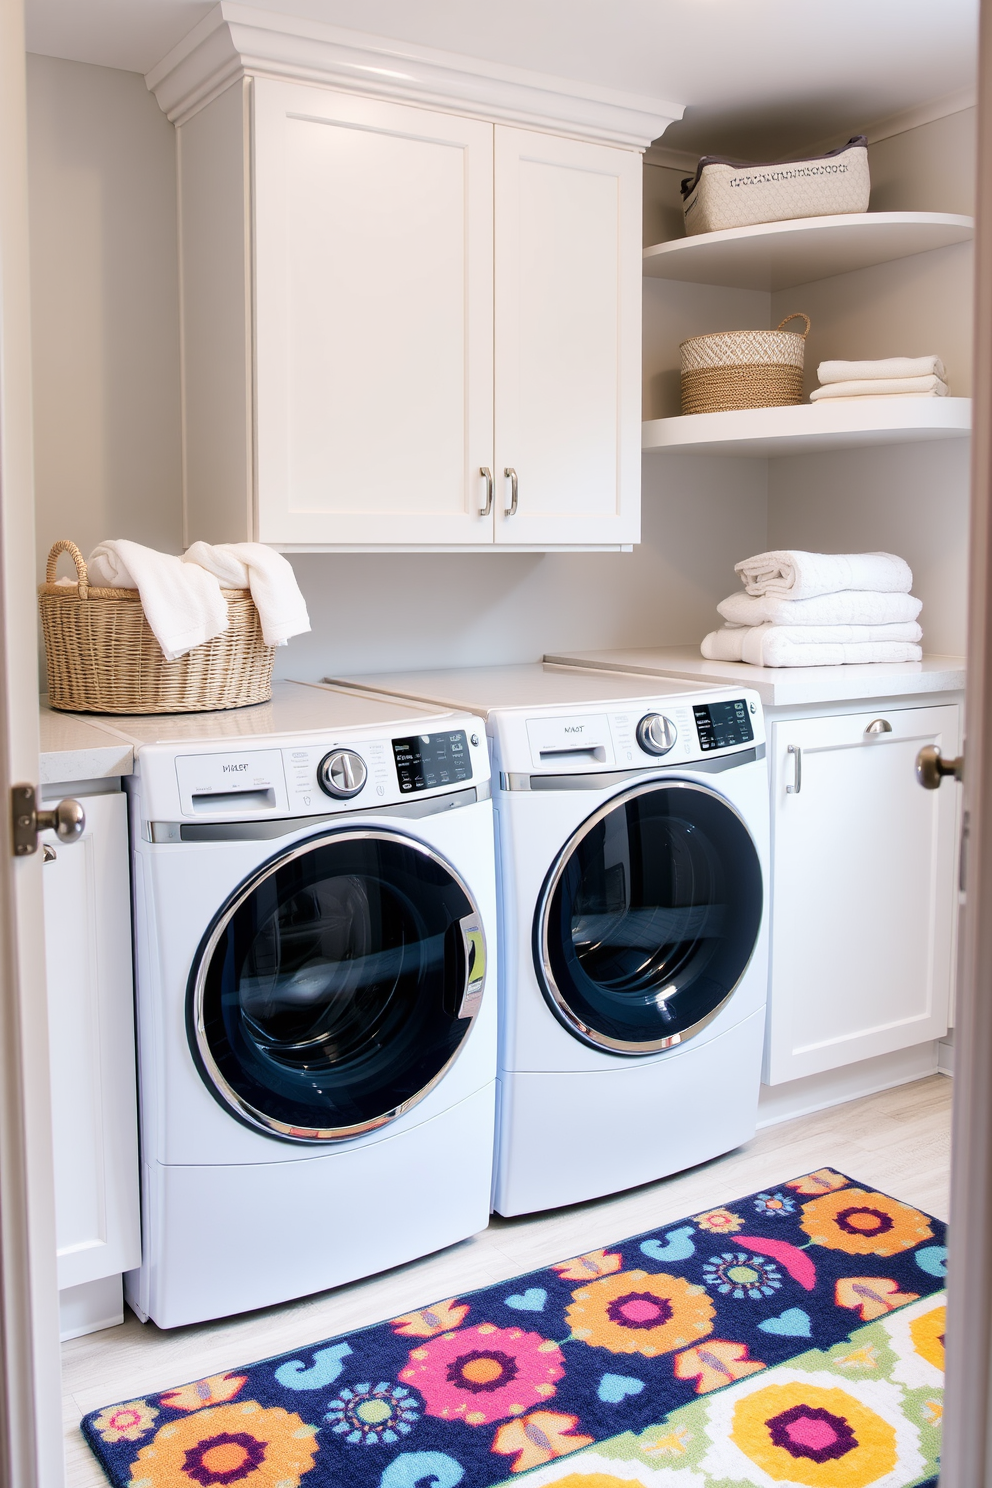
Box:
left=189, top=829, right=486, bottom=1142
left=536, top=780, right=762, bottom=1054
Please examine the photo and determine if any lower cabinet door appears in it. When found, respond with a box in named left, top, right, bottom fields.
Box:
left=43, top=790, right=140, bottom=1289
left=765, top=703, right=960, bottom=1085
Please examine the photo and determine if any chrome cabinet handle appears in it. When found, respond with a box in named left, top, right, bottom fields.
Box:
left=786, top=744, right=802, bottom=794
left=479, top=466, right=493, bottom=517
left=457, top=914, right=488, bottom=1018
left=504, top=467, right=518, bottom=517
left=916, top=744, right=964, bottom=789
left=865, top=718, right=893, bottom=736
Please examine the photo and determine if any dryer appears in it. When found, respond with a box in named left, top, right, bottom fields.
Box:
left=321, top=666, right=769, bottom=1216
left=117, top=682, right=496, bottom=1327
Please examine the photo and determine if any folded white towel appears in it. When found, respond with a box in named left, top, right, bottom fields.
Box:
left=717, top=590, right=923, bottom=627
left=734, top=550, right=913, bottom=601
left=87, top=540, right=229, bottom=661
left=817, top=355, right=946, bottom=384
left=810, top=375, right=948, bottom=401
left=183, top=542, right=311, bottom=648
left=701, top=626, right=923, bottom=668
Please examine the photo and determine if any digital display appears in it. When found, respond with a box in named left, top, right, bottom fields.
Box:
left=392, top=731, right=473, bottom=793
left=693, top=699, right=754, bottom=752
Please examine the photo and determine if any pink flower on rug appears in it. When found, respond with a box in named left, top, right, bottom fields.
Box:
left=399, top=1323, right=565, bottom=1426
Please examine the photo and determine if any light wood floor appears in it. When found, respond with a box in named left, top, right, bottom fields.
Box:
left=62, top=1073, right=951, bottom=1486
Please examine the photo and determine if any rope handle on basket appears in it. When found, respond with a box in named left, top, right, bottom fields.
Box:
left=776, top=313, right=811, bottom=339
left=45, top=540, right=89, bottom=598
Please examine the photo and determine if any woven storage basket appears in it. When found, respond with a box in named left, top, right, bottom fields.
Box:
left=39, top=540, right=275, bottom=714
left=680, top=313, right=810, bottom=415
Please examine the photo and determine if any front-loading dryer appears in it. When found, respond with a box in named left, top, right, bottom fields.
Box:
left=114, top=682, right=496, bottom=1326
left=321, top=666, right=768, bottom=1217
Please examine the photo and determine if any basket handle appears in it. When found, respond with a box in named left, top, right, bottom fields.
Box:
left=776, top=313, right=811, bottom=339
left=46, top=540, right=89, bottom=598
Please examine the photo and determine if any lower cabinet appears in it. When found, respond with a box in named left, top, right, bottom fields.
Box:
left=43, top=788, right=140, bottom=1336
left=765, top=701, right=961, bottom=1085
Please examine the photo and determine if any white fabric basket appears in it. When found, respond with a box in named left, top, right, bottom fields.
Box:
left=681, top=136, right=870, bottom=237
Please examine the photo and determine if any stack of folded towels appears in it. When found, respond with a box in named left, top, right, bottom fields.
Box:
left=809, top=355, right=948, bottom=402
left=57, top=538, right=311, bottom=660
left=701, top=550, right=923, bottom=668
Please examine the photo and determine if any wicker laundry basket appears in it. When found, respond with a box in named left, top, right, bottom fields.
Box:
left=680, top=313, right=810, bottom=415
left=39, top=540, right=275, bottom=714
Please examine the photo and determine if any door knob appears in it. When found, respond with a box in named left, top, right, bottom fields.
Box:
left=10, top=785, right=85, bottom=855
left=916, top=744, right=964, bottom=790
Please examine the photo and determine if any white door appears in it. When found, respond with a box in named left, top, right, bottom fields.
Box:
left=493, top=126, right=642, bottom=547
left=43, top=792, right=139, bottom=1292
left=0, top=0, right=65, bottom=1477
left=766, top=703, right=960, bottom=1084
left=253, top=81, right=495, bottom=547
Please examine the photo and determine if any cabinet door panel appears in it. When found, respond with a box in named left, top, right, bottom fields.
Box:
left=254, top=82, right=494, bottom=545
left=494, top=127, right=641, bottom=546
left=44, top=792, right=140, bottom=1289
left=766, top=704, right=959, bottom=1084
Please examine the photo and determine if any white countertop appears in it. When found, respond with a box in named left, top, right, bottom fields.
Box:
left=544, top=647, right=967, bottom=709
left=39, top=706, right=134, bottom=784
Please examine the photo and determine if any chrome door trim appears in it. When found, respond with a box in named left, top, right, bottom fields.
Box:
left=534, top=777, right=762, bottom=1057
left=187, top=825, right=488, bottom=1144
left=149, top=782, right=490, bottom=842
left=503, top=744, right=764, bottom=792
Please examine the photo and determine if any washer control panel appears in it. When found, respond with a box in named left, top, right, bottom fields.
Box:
left=392, top=730, right=473, bottom=794
left=693, top=698, right=754, bottom=752
left=318, top=749, right=368, bottom=799
left=636, top=713, right=678, bottom=756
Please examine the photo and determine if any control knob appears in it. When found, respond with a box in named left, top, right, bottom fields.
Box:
left=636, top=713, right=677, bottom=756
left=318, top=749, right=368, bottom=799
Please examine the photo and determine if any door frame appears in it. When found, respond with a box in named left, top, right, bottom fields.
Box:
left=0, top=0, right=66, bottom=1481
left=940, top=0, right=992, bottom=1475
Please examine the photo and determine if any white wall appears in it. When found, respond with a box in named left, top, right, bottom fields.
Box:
left=24, top=57, right=973, bottom=679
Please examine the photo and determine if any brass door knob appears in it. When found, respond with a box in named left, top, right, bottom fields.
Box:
left=916, top=744, right=964, bottom=790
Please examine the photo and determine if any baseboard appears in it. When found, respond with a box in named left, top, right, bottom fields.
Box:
left=59, top=1274, right=124, bottom=1341
left=937, top=1032, right=955, bottom=1076
left=756, top=1042, right=940, bottom=1129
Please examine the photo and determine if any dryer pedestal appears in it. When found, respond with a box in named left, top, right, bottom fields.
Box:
left=128, top=1082, right=495, bottom=1329
left=493, top=1010, right=764, bottom=1216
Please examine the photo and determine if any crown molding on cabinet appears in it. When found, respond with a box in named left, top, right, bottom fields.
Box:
left=145, top=2, right=684, bottom=145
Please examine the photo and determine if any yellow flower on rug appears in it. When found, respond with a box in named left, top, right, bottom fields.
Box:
left=491, top=1410, right=594, bottom=1473
left=786, top=1170, right=849, bottom=1197
left=731, top=1381, right=898, bottom=1485
left=553, top=1250, right=624, bottom=1282
left=391, top=1298, right=471, bottom=1337
left=692, top=1209, right=744, bottom=1236
left=910, top=1305, right=946, bottom=1371
left=127, top=1401, right=319, bottom=1487
left=91, top=1400, right=158, bottom=1443
left=567, top=1271, right=714, bottom=1357
left=800, top=1189, right=933, bottom=1256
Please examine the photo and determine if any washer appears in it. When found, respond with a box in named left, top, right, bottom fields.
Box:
left=117, top=682, right=496, bottom=1327
left=321, top=666, right=769, bottom=1216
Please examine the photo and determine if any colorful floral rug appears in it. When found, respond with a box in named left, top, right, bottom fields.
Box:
left=83, top=1169, right=947, bottom=1488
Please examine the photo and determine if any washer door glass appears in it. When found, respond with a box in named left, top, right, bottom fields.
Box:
left=536, top=780, right=762, bottom=1054
left=189, top=830, right=486, bottom=1142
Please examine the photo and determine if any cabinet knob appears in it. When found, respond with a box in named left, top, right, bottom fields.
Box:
left=865, top=718, right=893, bottom=735
left=916, top=744, right=964, bottom=790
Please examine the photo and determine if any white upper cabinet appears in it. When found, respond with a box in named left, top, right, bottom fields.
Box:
left=494, top=128, right=641, bottom=546
left=254, top=83, right=495, bottom=547
left=167, top=12, right=676, bottom=553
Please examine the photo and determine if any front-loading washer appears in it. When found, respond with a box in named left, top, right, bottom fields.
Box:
left=320, top=665, right=769, bottom=1216
left=114, top=682, right=496, bottom=1327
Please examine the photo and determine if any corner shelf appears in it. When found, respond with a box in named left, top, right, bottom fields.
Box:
left=642, top=397, right=971, bottom=459
left=643, top=212, right=974, bottom=292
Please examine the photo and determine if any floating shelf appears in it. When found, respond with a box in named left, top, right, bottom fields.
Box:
left=642, top=212, right=974, bottom=291
left=642, top=397, right=972, bottom=458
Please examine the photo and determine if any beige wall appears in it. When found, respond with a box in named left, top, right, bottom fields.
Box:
left=26, top=54, right=182, bottom=581
left=24, top=56, right=973, bottom=677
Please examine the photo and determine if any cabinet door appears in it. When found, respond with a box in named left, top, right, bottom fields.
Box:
left=254, top=81, right=495, bottom=546
left=493, top=126, right=642, bottom=546
left=765, top=704, right=960, bottom=1085
left=43, top=792, right=140, bottom=1289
